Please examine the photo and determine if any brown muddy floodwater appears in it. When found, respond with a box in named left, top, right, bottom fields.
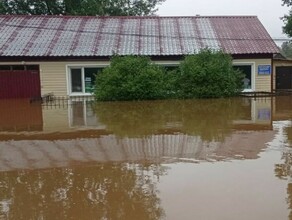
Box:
left=0, top=96, right=292, bottom=220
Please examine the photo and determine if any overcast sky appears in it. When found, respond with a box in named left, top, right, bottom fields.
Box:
left=158, top=0, right=290, bottom=44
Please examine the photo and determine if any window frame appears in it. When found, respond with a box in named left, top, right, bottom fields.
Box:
left=233, top=62, right=255, bottom=92
left=68, top=99, right=105, bottom=128
left=67, top=64, right=106, bottom=96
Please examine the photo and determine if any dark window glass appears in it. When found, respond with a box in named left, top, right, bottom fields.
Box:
left=71, top=68, right=82, bottom=93
left=164, top=66, right=179, bottom=72
left=26, top=65, right=39, bottom=70
left=84, top=68, right=102, bottom=93
left=234, top=65, right=252, bottom=89
left=11, top=65, right=25, bottom=70
left=0, top=65, right=11, bottom=70
left=0, top=65, right=39, bottom=71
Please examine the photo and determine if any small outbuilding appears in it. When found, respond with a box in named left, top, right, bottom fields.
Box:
left=0, top=15, right=280, bottom=99
left=273, top=54, right=292, bottom=90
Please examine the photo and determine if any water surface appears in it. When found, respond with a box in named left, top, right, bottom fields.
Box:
left=0, top=96, right=292, bottom=219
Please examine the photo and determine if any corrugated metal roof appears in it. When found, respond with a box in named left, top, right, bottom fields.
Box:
left=0, top=15, right=280, bottom=57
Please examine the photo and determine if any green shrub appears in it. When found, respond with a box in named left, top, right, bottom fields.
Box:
left=175, top=49, right=244, bottom=98
left=94, top=50, right=243, bottom=101
left=94, top=56, right=169, bottom=101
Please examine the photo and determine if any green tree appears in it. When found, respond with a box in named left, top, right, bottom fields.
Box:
left=175, top=49, right=244, bottom=99
left=0, top=0, right=64, bottom=15
left=281, top=41, right=292, bottom=58
left=94, top=50, right=243, bottom=101
left=0, top=0, right=165, bottom=15
left=282, top=0, right=292, bottom=37
left=94, top=56, right=169, bottom=101
left=283, top=0, right=292, bottom=6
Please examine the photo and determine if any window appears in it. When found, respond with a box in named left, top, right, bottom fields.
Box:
left=69, top=100, right=101, bottom=127
left=233, top=65, right=253, bottom=90
left=68, top=67, right=103, bottom=94
left=164, top=65, right=179, bottom=72
left=0, top=65, right=11, bottom=70
left=0, top=65, right=39, bottom=71
left=11, top=65, right=25, bottom=70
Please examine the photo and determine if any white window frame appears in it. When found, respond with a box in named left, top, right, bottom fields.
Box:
left=233, top=62, right=255, bottom=92
left=66, top=64, right=107, bottom=96
left=68, top=99, right=106, bottom=129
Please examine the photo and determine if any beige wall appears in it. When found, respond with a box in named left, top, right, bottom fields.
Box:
left=40, top=61, right=110, bottom=97
left=0, top=58, right=272, bottom=96
left=0, top=61, right=110, bottom=97
left=42, top=105, right=70, bottom=132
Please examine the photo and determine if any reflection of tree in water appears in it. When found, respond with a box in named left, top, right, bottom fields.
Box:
left=0, top=163, right=165, bottom=220
left=94, top=98, right=248, bottom=141
left=287, top=126, right=292, bottom=144
left=275, top=124, right=292, bottom=219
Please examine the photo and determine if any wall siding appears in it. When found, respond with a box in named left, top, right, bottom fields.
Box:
left=41, top=61, right=110, bottom=97
left=0, top=61, right=110, bottom=97
left=0, top=58, right=272, bottom=96
left=40, top=62, right=67, bottom=96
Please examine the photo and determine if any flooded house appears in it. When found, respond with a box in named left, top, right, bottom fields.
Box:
left=0, top=15, right=280, bottom=99
left=2, top=15, right=292, bottom=220
left=0, top=96, right=282, bottom=172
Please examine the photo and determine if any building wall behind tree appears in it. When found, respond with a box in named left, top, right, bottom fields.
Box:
left=0, top=58, right=272, bottom=97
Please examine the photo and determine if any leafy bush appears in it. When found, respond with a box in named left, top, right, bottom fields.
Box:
left=94, top=50, right=243, bottom=101
left=175, top=49, right=244, bottom=98
left=94, top=56, right=169, bottom=101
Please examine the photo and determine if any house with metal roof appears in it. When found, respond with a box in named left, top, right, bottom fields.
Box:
left=0, top=15, right=280, bottom=99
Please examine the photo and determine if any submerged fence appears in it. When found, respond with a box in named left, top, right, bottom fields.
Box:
left=31, top=94, right=95, bottom=108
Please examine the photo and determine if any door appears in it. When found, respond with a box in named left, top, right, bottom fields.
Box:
left=0, top=70, right=41, bottom=99
left=276, top=67, right=292, bottom=90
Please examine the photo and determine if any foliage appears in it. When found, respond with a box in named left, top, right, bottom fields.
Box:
left=0, top=163, right=165, bottom=219
left=94, top=50, right=243, bottom=101
left=175, top=49, right=244, bottom=99
left=0, top=0, right=165, bottom=15
left=281, top=41, right=292, bottom=58
left=282, top=0, right=292, bottom=37
left=94, top=56, right=169, bottom=101
left=283, top=0, right=292, bottom=7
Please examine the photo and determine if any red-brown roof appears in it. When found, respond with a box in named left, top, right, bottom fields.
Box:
left=0, top=15, right=279, bottom=57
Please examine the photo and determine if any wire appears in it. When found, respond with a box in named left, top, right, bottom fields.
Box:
left=0, top=21, right=284, bottom=42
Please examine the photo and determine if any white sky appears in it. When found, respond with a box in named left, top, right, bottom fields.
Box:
left=158, top=0, right=290, bottom=44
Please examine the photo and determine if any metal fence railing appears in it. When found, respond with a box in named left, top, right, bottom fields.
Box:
left=31, top=94, right=95, bottom=108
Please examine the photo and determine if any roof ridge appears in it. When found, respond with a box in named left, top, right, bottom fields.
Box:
left=0, top=15, right=258, bottom=19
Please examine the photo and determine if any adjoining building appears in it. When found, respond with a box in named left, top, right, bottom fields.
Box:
left=0, top=15, right=280, bottom=99
left=273, top=54, right=292, bottom=90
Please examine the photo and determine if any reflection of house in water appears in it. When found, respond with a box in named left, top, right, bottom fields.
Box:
left=42, top=98, right=274, bottom=133
left=0, top=97, right=292, bottom=170
left=0, top=131, right=276, bottom=172
left=273, top=95, right=292, bottom=121
left=0, top=97, right=282, bottom=172
left=0, top=99, right=43, bottom=132
left=41, top=100, right=105, bottom=132
left=233, top=98, right=272, bottom=130
left=69, top=100, right=105, bottom=129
